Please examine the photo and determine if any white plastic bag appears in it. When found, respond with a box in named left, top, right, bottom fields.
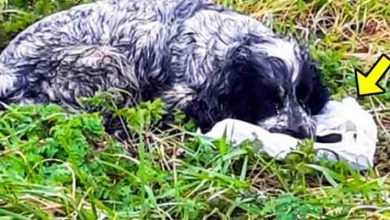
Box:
left=204, top=97, right=377, bottom=170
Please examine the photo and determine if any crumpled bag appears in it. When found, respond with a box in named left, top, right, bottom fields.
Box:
left=203, top=97, right=377, bottom=170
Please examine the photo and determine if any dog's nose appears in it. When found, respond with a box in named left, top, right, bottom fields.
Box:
left=268, top=124, right=314, bottom=139
left=284, top=124, right=314, bottom=139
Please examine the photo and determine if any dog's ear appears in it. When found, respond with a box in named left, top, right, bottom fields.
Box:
left=183, top=45, right=271, bottom=131
left=296, top=54, right=329, bottom=115
left=217, top=45, right=281, bottom=122
left=222, top=44, right=273, bottom=86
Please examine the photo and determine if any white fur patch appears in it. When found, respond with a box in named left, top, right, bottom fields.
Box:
left=162, top=84, right=195, bottom=109
left=258, top=114, right=288, bottom=131
left=258, top=39, right=301, bottom=82
left=0, top=74, right=15, bottom=96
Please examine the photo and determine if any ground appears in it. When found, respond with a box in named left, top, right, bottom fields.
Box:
left=0, top=0, right=389, bottom=219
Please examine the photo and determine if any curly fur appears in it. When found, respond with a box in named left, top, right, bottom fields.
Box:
left=0, top=0, right=329, bottom=138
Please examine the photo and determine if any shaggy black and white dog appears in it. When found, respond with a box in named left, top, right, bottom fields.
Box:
left=0, top=0, right=329, bottom=139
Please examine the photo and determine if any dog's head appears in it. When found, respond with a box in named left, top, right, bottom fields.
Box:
left=224, top=37, right=329, bottom=139
left=189, top=36, right=329, bottom=139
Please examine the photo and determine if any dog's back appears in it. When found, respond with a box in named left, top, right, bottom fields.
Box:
left=0, top=0, right=208, bottom=107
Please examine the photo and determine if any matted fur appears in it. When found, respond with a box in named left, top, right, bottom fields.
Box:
left=0, top=0, right=329, bottom=138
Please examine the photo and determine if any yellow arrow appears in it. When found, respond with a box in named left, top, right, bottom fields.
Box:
left=355, top=54, right=390, bottom=97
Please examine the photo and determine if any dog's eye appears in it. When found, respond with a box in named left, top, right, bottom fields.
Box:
left=299, top=99, right=310, bottom=114
left=275, top=103, right=281, bottom=115
left=298, top=99, right=305, bottom=108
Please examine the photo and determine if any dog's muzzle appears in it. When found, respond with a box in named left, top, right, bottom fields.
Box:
left=278, top=121, right=316, bottom=139
left=258, top=105, right=316, bottom=140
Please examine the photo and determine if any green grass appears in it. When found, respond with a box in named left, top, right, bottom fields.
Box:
left=1, top=0, right=390, bottom=219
